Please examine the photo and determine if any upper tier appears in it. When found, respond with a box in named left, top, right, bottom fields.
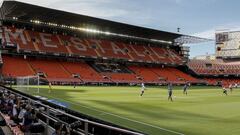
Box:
left=1, top=26, right=185, bottom=65
left=188, top=59, right=240, bottom=75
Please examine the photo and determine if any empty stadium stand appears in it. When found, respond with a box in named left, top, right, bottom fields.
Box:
left=91, top=63, right=140, bottom=83
left=2, top=1, right=237, bottom=135
left=169, top=68, right=198, bottom=82
left=61, top=61, right=109, bottom=83
left=2, top=55, right=108, bottom=84
left=129, top=66, right=160, bottom=83
left=1, top=25, right=198, bottom=85
left=92, top=63, right=131, bottom=73
left=2, top=26, right=184, bottom=65
left=128, top=66, right=196, bottom=84
left=205, top=78, right=240, bottom=86
left=188, top=59, right=240, bottom=75
left=1, top=1, right=238, bottom=87
left=1, top=55, right=198, bottom=85
left=28, top=59, right=79, bottom=83
left=187, top=59, right=240, bottom=86
left=2, top=55, right=35, bottom=77
left=106, top=73, right=139, bottom=83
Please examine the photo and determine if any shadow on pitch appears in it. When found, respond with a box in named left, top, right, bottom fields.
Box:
left=25, top=87, right=88, bottom=94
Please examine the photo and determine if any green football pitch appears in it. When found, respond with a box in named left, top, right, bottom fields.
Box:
left=12, top=85, right=240, bottom=135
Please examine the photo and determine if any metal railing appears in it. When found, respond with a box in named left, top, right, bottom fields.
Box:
left=0, top=85, right=144, bottom=135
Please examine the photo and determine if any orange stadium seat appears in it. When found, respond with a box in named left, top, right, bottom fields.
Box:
left=205, top=78, right=240, bottom=86
left=2, top=55, right=35, bottom=77
left=129, top=66, right=197, bottom=84
left=2, top=26, right=184, bottom=65
left=106, top=73, right=139, bottom=83
left=61, top=61, right=108, bottom=83
left=188, top=59, right=240, bottom=75
left=99, top=40, right=131, bottom=60
left=128, top=66, right=160, bottom=83
left=151, top=67, right=180, bottom=83
left=28, top=59, right=79, bottom=83
left=151, top=67, right=197, bottom=83
left=169, top=68, right=198, bottom=82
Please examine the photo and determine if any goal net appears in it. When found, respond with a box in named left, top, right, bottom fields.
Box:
left=16, top=75, right=40, bottom=92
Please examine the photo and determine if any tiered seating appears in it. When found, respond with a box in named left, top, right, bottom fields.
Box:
left=3, top=21, right=240, bottom=86
left=129, top=66, right=198, bottom=84
left=1, top=55, right=199, bottom=84
left=169, top=68, right=198, bottom=82
left=151, top=67, right=197, bottom=83
left=205, top=78, right=240, bottom=86
left=127, top=44, right=153, bottom=62
left=91, top=63, right=139, bottom=83
left=151, top=47, right=183, bottom=64
left=98, top=41, right=131, bottom=60
left=28, top=59, right=78, bottom=83
left=106, top=73, right=139, bottom=83
left=27, top=30, right=69, bottom=54
left=188, top=59, right=240, bottom=75
left=2, top=55, right=111, bottom=83
left=57, top=36, right=98, bottom=57
left=2, top=26, right=184, bottom=64
left=61, top=62, right=108, bottom=83
left=92, top=63, right=130, bottom=73
left=188, top=59, right=240, bottom=85
left=2, top=55, right=35, bottom=77
left=128, top=66, right=160, bottom=83
left=3, top=27, right=36, bottom=51
left=151, top=67, right=179, bottom=82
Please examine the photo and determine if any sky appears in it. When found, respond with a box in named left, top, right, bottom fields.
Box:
left=9, top=0, right=240, bottom=57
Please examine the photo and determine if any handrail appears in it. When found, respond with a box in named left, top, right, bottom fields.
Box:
left=0, top=86, right=144, bottom=135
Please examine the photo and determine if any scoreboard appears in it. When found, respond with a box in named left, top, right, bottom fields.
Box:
left=216, top=31, right=240, bottom=58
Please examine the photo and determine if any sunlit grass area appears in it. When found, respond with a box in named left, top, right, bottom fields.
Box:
left=13, top=85, right=240, bottom=135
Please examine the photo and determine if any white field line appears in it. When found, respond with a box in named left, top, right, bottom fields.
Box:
left=38, top=93, right=185, bottom=135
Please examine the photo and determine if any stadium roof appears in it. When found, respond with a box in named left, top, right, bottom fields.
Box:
left=0, top=0, right=212, bottom=44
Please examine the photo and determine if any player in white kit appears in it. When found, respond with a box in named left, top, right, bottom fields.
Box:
left=140, top=83, right=146, bottom=97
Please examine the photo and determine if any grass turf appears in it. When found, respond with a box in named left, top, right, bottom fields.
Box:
left=13, top=85, right=240, bottom=135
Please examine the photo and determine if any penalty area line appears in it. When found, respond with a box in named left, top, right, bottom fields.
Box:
left=41, top=94, right=185, bottom=135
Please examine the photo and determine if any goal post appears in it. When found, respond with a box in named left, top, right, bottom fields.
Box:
left=16, top=75, right=40, bottom=93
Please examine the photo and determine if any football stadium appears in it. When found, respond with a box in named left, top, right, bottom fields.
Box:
left=0, top=1, right=240, bottom=135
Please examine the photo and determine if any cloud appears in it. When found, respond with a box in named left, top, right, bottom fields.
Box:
left=48, top=0, right=129, bottom=18
left=193, top=29, right=215, bottom=39
left=193, top=23, right=240, bottom=39
left=48, top=0, right=159, bottom=26
left=17, top=0, right=128, bottom=18
left=16, top=0, right=157, bottom=26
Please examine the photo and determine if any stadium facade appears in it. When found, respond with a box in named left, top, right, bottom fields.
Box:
left=0, top=1, right=213, bottom=86
left=0, top=1, right=240, bottom=135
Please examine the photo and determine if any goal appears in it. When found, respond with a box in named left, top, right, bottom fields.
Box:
left=16, top=75, right=40, bottom=93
